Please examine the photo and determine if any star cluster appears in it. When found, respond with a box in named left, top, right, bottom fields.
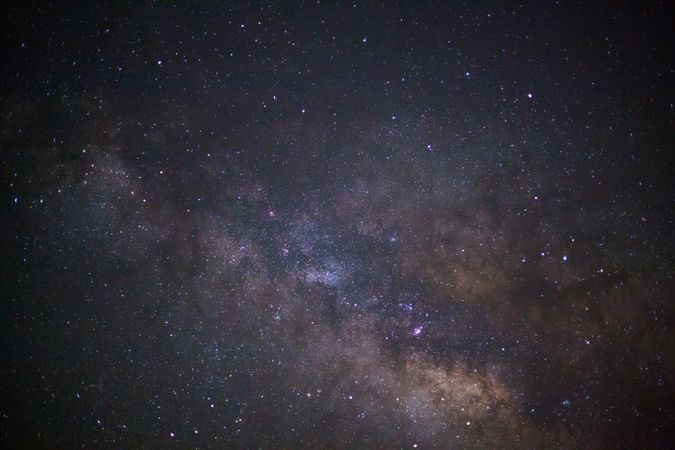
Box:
left=2, top=1, right=674, bottom=448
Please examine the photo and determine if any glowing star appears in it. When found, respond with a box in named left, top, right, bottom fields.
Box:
left=413, top=326, right=423, bottom=336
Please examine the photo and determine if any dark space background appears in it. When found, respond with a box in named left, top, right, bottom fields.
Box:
left=1, top=1, right=674, bottom=448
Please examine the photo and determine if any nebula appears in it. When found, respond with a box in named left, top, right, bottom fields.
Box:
left=2, top=1, right=673, bottom=448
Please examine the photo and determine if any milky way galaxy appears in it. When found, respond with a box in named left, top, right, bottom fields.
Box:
left=2, top=2, right=674, bottom=448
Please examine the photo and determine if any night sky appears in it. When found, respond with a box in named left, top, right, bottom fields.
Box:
left=2, top=1, right=674, bottom=448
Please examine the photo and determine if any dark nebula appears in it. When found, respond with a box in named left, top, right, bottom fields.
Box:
left=2, top=1, right=674, bottom=448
